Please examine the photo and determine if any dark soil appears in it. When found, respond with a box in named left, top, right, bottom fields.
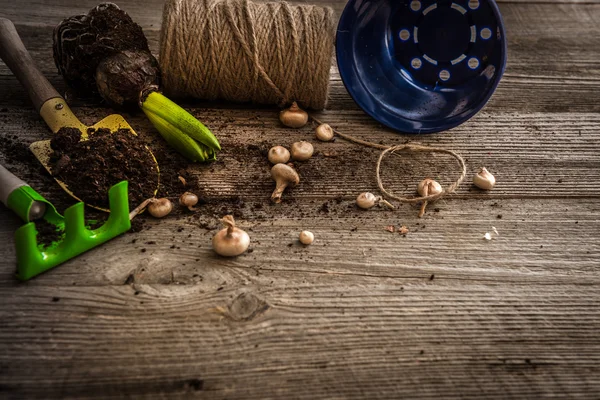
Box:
left=1, top=125, right=203, bottom=235
left=50, top=127, right=159, bottom=210
left=53, top=3, right=156, bottom=97
left=35, top=216, right=110, bottom=248
left=151, top=146, right=200, bottom=199
left=36, top=219, right=65, bottom=249
left=0, top=134, right=75, bottom=209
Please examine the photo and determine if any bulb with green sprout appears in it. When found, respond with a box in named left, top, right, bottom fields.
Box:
left=53, top=3, right=220, bottom=162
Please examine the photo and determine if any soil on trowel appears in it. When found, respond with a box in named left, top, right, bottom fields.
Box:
left=50, top=127, right=158, bottom=210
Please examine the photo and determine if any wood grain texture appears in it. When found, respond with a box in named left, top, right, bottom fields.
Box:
left=1, top=281, right=599, bottom=399
left=0, top=18, right=62, bottom=111
left=1, top=0, right=600, bottom=398
left=2, top=107, right=599, bottom=199
left=2, top=3, right=600, bottom=113
left=0, top=197, right=598, bottom=287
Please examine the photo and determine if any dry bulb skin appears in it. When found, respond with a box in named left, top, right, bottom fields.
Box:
left=147, top=198, right=173, bottom=218
left=290, top=141, right=314, bottom=161
left=279, top=102, right=309, bottom=128
left=315, top=124, right=334, bottom=141
left=212, top=215, right=250, bottom=257
left=95, top=50, right=160, bottom=108
left=473, top=167, right=496, bottom=190
left=417, top=178, right=442, bottom=218
left=356, top=192, right=395, bottom=210
left=268, top=146, right=291, bottom=164
left=179, top=191, right=199, bottom=211
left=299, top=231, right=315, bottom=245
left=271, top=163, right=300, bottom=203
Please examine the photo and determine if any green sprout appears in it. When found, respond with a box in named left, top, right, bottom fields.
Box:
left=142, top=92, right=221, bottom=162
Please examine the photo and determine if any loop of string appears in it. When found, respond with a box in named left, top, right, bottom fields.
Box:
left=311, top=117, right=467, bottom=204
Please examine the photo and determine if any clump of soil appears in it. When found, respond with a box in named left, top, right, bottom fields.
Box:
left=50, top=127, right=158, bottom=209
left=35, top=219, right=65, bottom=249
left=53, top=3, right=155, bottom=97
left=35, top=217, right=110, bottom=248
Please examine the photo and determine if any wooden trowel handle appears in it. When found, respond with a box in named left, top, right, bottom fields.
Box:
left=0, top=18, right=62, bottom=111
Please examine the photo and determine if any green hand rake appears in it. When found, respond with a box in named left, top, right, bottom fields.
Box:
left=0, top=164, right=131, bottom=280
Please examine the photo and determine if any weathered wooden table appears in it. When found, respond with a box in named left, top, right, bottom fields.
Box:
left=1, top=0, right=599, bottom=398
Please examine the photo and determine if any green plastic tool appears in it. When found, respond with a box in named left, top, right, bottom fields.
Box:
left=0, top=164, right=131, bottom=280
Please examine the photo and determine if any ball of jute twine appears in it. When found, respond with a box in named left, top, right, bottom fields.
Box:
left=160, top=0, right=335, bottom=109
left=311, top=117, right=467, bottom=205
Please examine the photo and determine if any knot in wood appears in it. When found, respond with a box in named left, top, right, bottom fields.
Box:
left=228, top=292, right=269, bottom=321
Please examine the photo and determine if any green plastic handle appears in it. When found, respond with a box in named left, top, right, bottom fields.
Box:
left=11, top=181, right=131, bottom=281
left=7, top=185, right=62, bottom=224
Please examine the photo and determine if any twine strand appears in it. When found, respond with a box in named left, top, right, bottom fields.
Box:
left=311, top=117, right=467, bottom=204
left=160, top=0, right=335, bottom=109
left=376, top=145, right=467, bottom=204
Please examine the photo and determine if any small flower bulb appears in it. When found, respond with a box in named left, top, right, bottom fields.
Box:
left=473, top=167, right=496, bottom=190
left=147, top=198, right=173, bottom=218
left=279, top=102, right=308, bottom=128
left=212, top=215, right=250, bottom=257
left=179, top=192, right=199, bottom=211
left=315, top=124, right=334, bottom=141
left=290, top=141, right=314, bottom=161
left=417, top=178, right=443, bottom=218
left=356, top=192, right=377, bottom=209
left=417, top=179, right=443, bottom=196
left=299, top=231, right=314, bottom=245
left=268, top=146, right=290, bottom=164
left=356, top=192, right=394, bottom=210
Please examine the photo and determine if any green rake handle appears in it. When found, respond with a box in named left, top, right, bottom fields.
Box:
left=0, top=164, right=59, bottom=223
left=0, top=164, right=131, bottom=280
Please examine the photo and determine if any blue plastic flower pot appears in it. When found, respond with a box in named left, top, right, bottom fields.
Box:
left=336, top=0, right=507, bottom=133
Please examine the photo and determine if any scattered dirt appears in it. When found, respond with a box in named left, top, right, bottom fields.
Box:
left=151, top=146, right=200, bottom=199
left=129, top=218, right=145, bottom=232
left=0, top=134, right=38, bottom=165
left=50, top=127, right=158, bottom=210
left=2, top=107, right=459, bottom=248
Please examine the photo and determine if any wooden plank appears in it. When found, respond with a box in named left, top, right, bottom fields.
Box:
left=1, top=0, right=600, bottom=28
left=1, top=108, right=598, bottom=285
left=0, top=280, right=599, bottom=398
left=2, top=2, right=599, bottom=36
left=1, top=1, right=599, bottom=398
left=2, top=108, right=600, bottom=202
left=2, top=4, right=600, bottom=113
left=0, top=196, right=598, bottom=286
left=2, top=70, right=600, bottom=113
